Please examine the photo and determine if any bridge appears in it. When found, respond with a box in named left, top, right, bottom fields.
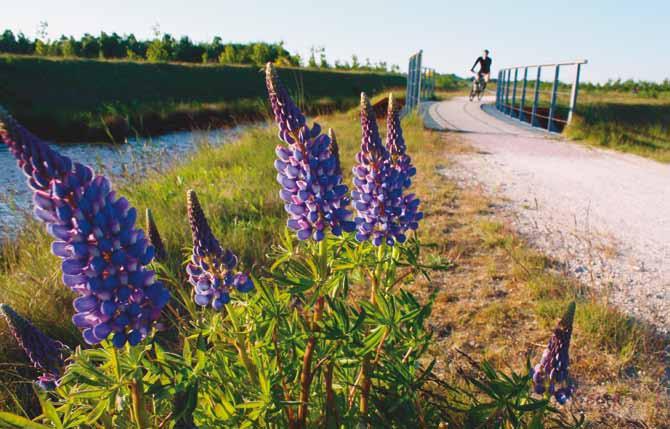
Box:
left=403, top=53, right=670, bottom=330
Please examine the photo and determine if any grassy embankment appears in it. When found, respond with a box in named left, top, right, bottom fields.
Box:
left=1, top=95, right=669, bottom=426
left=0, top=55, right=404, bottom=142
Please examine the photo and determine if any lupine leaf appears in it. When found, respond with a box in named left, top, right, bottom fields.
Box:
left=36, top=389, right=63, bottom=429
left=0, top=412, right=51, bottom=429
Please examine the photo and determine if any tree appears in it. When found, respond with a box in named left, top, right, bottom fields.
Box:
left=319, top=47, right=329, bottom=68
left=250, top=43, right=272, bottom=66
left=218, top=45, right=239, bottom=64
left=308, top=46, right=318, bottom=68
left=80, top=34, right=100, bottom=58
left=147, top=39, right=170, bottom=62
left=351, top=54, right=360, bottom=69
left=0, top=30, right=17, bottom=53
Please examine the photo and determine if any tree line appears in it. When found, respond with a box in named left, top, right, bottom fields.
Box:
left=581, top=78, right=670, bottom=97
left=0, top=26, right=400, bottom=73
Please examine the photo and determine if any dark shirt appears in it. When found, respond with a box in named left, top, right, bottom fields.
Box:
left=472, top=56, right=492, bottom=74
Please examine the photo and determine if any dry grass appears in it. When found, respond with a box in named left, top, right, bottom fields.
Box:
left=403, top=123, right=670, bottom=428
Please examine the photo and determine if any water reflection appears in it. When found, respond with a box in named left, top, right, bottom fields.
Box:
left=0, top=127, right=243, bottom=236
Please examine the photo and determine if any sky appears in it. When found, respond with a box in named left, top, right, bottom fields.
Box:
left=5, top=0, right=669, bottom=83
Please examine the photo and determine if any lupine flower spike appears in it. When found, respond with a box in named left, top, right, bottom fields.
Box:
left=146, top=208, right=167, bottom=261
left=0, top=304, right=68, bottom=389
left=352, top=93, right=407, bottom=246
left=532, top=301, right=576, bottom=404
left=186, top=190, right=253, bottom=310
left=328, top=128, right=342, bottom=177
left=386, top=94, right=423, bottom=233
left=0, top=107, right=170, bottom=348
left=265, top=63, right=354, bottom=241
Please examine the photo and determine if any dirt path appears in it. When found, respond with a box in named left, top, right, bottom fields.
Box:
left=423, top=96, right=670, bottom=330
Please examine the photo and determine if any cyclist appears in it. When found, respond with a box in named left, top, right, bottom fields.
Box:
left=471, top=49, right=492, bottom=92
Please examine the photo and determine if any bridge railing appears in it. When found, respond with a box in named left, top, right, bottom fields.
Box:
left=495, top=59, right=587, bottom=132
left=421, top=68, right=436, bottom=100
left=405, top=51, right=423, bottom=112
left=403, top=51, right=436, bottom=115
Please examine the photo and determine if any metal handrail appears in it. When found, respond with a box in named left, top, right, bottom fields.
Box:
left=495, top=59, right=587, bottom=132
left=499, top=59, right=588, bottom=71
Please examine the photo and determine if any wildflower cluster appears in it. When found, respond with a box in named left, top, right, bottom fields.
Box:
left=351, top=93, right=422, bottom=246
left=0, top=107, right=169, bottom=348
left=186, top=190, right=253, bottom=310
left=266, top=63, right=354, bottom=240
left=532, top=301, right=576, bottom=404
left=0, top=304, right=68, bottom=389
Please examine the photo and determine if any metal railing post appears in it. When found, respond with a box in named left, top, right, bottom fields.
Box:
left=547, top=65, right=560, bottom=132
left=415, top=50, right=423, bottom=107
left=496, top=70, right=503, bottom=110
left=567, top=63, right=581, bottom=124
left=519, top=67, right=528, bottom=122
left=405, top=55, right=413, bottom=110
left=511, top=68, right=519, bottom=117
left=531, top=66, right=542, bottom=127
left=504, top=69, right=512, bottom=114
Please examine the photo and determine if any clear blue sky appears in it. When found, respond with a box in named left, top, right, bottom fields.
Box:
left=6, top=0, right=668, bottom=83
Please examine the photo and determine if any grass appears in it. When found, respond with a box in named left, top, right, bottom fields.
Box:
left=565, top=91, right=670, bottom=162
left=411, top=130, right=670, bottom=427
left=1, top=99, right=669, bottom=427
left=0, top=55, right=404, bottom=142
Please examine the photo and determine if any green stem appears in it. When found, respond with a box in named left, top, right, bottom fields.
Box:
left=371, top=243, right=386, bottom=304
left=227, top=307, right=259, bottom=384
left=296, top=239, right=329, bottom=428
left=130, top=379, right=151, bottom=429
left=318, top=238, right=329, bottom=282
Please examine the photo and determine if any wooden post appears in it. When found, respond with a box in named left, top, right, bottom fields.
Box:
left=519, top=67, right=528, bottom=121
left=511, top=68, right=519, bottom=117
left=547, top=65, right=560, bottom=132
left=567, top=63, right=581, bottom=124
left=531, top=66, right=542, bottom=127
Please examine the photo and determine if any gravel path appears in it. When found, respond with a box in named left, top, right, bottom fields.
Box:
left=423, top=96, right=670, bottom=330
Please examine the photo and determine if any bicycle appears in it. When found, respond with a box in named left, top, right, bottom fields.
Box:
left=469, top=73, right=486, bottom=101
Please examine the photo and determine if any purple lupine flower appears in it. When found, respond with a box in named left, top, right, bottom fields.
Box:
left=0, top=304, right=68, bottom=389
left=265, top=63, right=354, bottom=240
left=0, top=108, right=170, bottom=348
left=532, top=301, right=576, bottom=404
left=386, top=94, right=423, bottom=233
left=186, top=190, right=253, bottom=310
left=146, top=208, right=167, bottom=261
left=351, top=93, right=407, bottom=246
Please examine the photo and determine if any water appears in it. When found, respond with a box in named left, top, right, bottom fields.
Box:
left=0, top=127, right=244, bottom=236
